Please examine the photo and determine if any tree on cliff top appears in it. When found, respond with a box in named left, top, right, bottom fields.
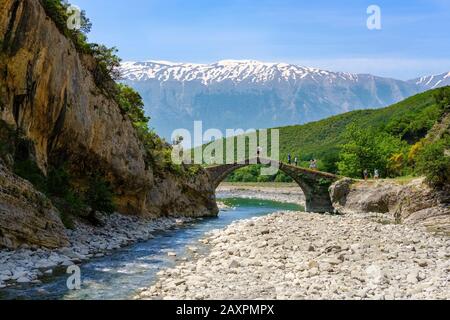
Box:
left=41, top=0, right=122, bottom=84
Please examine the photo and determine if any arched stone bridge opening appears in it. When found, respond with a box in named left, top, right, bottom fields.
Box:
left=204, top=158, right=339, bottom=213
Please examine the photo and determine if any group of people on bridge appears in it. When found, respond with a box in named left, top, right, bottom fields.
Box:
left=363, top=169, right=380, bottom=180
left=256, top=147, right=320, bottom=171
left=287, top=154, right=299, bottom=167
left=286, top=154, right=319, bottom=170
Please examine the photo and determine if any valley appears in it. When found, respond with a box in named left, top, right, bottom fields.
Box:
left=0, top=0, right=449, bottom=303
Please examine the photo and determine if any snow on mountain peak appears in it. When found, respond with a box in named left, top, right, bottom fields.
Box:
left=412, top=71, right=450, bottom=89
left=119, top=60, right=358, bottom=84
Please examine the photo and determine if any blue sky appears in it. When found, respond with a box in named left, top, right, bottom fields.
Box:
left=74, top=0, right=450, bottom=80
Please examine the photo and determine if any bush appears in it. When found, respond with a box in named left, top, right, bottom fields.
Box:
left=55, top=191, right=87, bottom=229
left=90, top=44, right=122, bottom=84
left=415, top=138, right=450, bottom=188
left=86, top=175, right=116, bottom=215
left=41, top=1, right=121, bottom=89
left=434, top=86, right=450, bottom=112
left=13, top=160, right=47, bottom=192
left=41, top=0, right=92, bottom=52
left=47, top=166, right=71, bottom=197
left=337, top=124, right=409, bottom=178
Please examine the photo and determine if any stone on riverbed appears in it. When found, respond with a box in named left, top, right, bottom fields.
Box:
left=136, top=211, right=450, bottom=300
left=0, top=215, right=191, bottom=288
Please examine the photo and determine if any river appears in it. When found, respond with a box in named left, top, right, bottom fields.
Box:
left=0, top=198, right=301, bottom=300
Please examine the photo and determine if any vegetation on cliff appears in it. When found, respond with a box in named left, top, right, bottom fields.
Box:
left=41, top=0, right=121, bottom=88
left=1, top=0, right=206, bottom=227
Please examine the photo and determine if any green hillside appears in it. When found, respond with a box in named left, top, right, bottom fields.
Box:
left=195, top=87, right=450, bottom=186
left=277, top=87, right=443, bottom=169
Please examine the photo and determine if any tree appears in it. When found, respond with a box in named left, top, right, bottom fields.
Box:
left=116, top=84, right=149, bottom=124
left=337, top=124, right=378, bottom=178
left=415, top=138, right=450, bottom=188
left=434, top=86, right=450, bottom=112
left=86, top=175, right=116, bottom=215
left=89, top=44, right=122, bottom=81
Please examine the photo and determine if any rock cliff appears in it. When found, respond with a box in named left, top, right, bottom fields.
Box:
left=330, top=178, right=450, bottom=232
left=0, top=0, right=218, bottom=249
left=0, top=159, right=69, bottom=249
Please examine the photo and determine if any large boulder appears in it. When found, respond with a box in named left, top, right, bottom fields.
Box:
left=0, top=161, right=69, bottom=249
left=329, top=178, right=450, bottom=227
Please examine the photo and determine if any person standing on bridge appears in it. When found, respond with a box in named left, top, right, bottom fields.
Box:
left=287, top=154, right=292, bottom=164
left=374, top=169, right=380, bottom=180
left=294, top=156, right=298, bottom=166
left=363, top=169, right=369, bottom=181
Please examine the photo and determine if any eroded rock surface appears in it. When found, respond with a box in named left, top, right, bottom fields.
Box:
left=0, top=0, right=218, bottom=235
left=330, top=178, right=450, bottom=231
left=0, top=161, right=69, bottom=249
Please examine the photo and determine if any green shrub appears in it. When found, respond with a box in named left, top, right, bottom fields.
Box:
left=13, top=159, right=47, bottom=192
left=434, top=86, right=450, bottom=112
left=86, top=175, right=116, bottom=215
left=40, top=0, right=92, bottom=52
left=47, top=166, right=71, bottom=197
left=89, top=44, right=122, bottom=84
left=41, top=1, right=121, bottom=89
left=415, top=138, right=450, bottom=188
left=59, top=210, right=75, bottom=230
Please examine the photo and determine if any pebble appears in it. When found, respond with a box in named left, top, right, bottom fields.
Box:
left=0, top=214, right=192, bottom=288
left=137, top=211, right=450, bottom=300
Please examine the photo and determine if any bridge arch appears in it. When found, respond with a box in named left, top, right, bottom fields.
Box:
left=204, top=158, right=338, bottom=213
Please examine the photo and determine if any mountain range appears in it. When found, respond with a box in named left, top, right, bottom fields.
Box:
left=120, top=60, right=450, bottom=141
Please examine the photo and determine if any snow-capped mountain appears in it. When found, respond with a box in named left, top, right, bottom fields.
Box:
left=120, top=60, right=361, bottom=85
left=119, top=60, right=439, bottom=140
left=410, top=71, right=450, bottom=89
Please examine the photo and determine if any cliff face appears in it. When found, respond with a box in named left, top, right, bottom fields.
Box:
left=330, top=178, right=450, bottom=231
left=0, top=0, right=153, bottom=214
left=0, top=160, right=69, bottom=249
left=0, top=0, right=217, bottom=248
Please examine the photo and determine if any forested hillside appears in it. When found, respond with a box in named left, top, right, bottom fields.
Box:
left=222, top=87, right=450, bottom=187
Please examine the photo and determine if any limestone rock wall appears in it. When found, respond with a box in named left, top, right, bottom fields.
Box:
left=0, top=0, right=218, bottom=248
left=0, top=160, right=69, bottom=249
left=0, top=0, right=153, bottom=214
left=330, top=178, right=450, bottom=227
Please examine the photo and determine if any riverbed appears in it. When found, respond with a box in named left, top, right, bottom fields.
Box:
left=0, top=198, right=301, bottom=300
left=138, top=211, right=450, bottom=300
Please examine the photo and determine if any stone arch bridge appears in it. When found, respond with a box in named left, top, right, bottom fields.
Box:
left=204, top=158, right=339, bottom=213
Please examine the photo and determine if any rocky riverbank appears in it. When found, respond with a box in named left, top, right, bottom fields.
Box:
left=217, top=183, right=305, bottom=206
left=0, top=215, right=193, bottom=289
left=136, top=211, right=450, bottom=300
left=330, top=178, right=450, bottom=235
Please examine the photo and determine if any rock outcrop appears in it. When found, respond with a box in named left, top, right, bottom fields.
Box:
left=0, top=0, right=218, bottom=249
left=0, top=160, right=69, bottom=249
left=0, top=0, right=152, bottom=214
left=330, top=178, right=450, bottom=230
